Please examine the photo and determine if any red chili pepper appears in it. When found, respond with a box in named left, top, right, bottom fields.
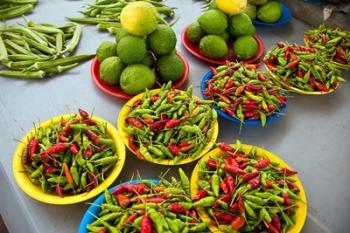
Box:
left=179, top=144, right=195, bottom=152
left=258, top=73, right=266, bottom=81
left=238, top=196, right=245, bottom=214
left=111, top=186, right=126, bottom=195
left=69, top=143, right=79, bottom=155
left=224, top=79, right=234, bottom=89
left=253, top=159, right=270, bottom=168
left=264, top=221, right=280, bottom=233
left=224, top=157, right=239, bottom=167
left=97, top=228, right=107, bottom=233
left=286, top=180, right=300, bottom=192
left=86, top=130, right=100, bottom=144
left=78, top=108, right=89, bottom=119
left=123, top=213, right=138, bottom=226
left=334, top=57, right=347, bottom=64
left=116, top=193, right=130, bottom=207
left=244, top=111, right=256, bottom=118
left=128, top=136, right=138, bottom=152
left=192, top=189, right=208, bottom=201
left=132, top=99, right=143, bottom=108
left=87, top=173, right=98, bottom=191
left=168, top=143, right=180, bottom=155
left=231, top=97, right=242, bottom=110
left=55, top=184, right=64, bottom=197
left=287, top=58, right=300, bottom=69
left=239, top=162, right=248, bottom=169
left=225, top=175, right=235, bottom=194
left=321, top=35, right=328, bottom=44
left=126, top=117, right=143, bottom=129
left=149, top=119, right=168, bottom=131
left=82, top=118, right=97, bottom=126
left=83, top=145, right=93, bottom=159
left=123, top=183, right=149, bottom=195
left=297, top=69, right=304, bottom=78
left=246, top=84, right=263, bottom=92
left=42, top=143, right=66, bottom=155
left=218, top=94, right=231, bottom=104
left=245, top=64, right=259, bottom=70
left=272, top=215, right=282, bottom=232
left=220, top=180, right=229, bottom=194
left=213, top=194, right=232, bottom=208
left=224, top=164, right=245, bottom=175
left=242, top=171, right=260, bottom=182
left=314, top=82, right=329, bottom=92
left=248, top=175, right=260, bottom=189
left=336, top=48, right=346, bottom=57
left=231, top=215, right=245, bottom=230
left=63, top=163, right=74, bottom=185
left=143, top=118, right=154, bottom=125
left=224, top=108, right=234, bottom=116
left=265, top=181, right=273, bottom=188
left=219, top=143, right=234, bottom=152
left=135, top=150, right=145, bottom=160
left=282, top=192, right=292, bottom=207
left=178, top=141, right=189, bottom=148
left=210, top=66, right=218, bottom=75
left=243, top=104, right=259, bottom=111
left=165, top=119, right=182, bottom=129
left=280, top=168, right=298, bottom=176
left=268, top=104, right=276, bottom=112
left=141, top=215, right=153, bottom=233
left=169, top=203, right=187, bottom=214
left=289, top=52, right=298, bottom=61
left=27, top=138, right=39, bottom=163
left=44, top=166, right=55, bottom=174
left=230, top=203, right=239, bottom=211
left=150, top=95, right=159, bottom=103
left=56, top=131, right=68, bottom=142
left=213, top=211, right=234, bottom=223
left=223, top=87, right=236, bottom=95
left=143, top=197, right=165, bottom=203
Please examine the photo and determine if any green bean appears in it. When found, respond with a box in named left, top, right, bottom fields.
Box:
left=0, top=4, right=33, bottom=20
left=32, top=54, right=95, bottom=70
left=0, top=70, right=45, bottom=79
left=62, top=23, right=81, bottom=54
left=0, top=35, right=8, bottom=62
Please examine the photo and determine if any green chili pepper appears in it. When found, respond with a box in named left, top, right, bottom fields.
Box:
left=178, top=168, right=190, bottom=192
left=211, top=174, right=220, bottom=197
left=244, top=201, right=257, bottom=218
left=193, top=196, right=215, bottom=207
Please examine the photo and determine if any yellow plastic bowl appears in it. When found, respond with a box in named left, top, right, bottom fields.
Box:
left=12, top=114, right=126, bottom=205
left=118, top=89, right=219, bottom=165
left=264, top=52, right=339, bottom=95
left=191, top=144, right=307, bottom=233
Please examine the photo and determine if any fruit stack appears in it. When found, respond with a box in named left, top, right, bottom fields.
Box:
left=246, top=0, right=283, bottom=23
left=96, top=2, right=185, bottom=96
left=186, top=0, right=258, bottom=61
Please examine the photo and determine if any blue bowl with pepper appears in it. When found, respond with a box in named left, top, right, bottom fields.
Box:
left=78, top=179, right=159, bottom=233
left=253, top=3, right=292, bottom=27
left=200, top=70, right=287, bottom=126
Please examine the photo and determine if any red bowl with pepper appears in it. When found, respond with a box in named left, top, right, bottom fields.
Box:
left=181, top=25, right=265, bottom=65
left=12, top=112, right=126, bottom=205
left=91, top=51, right=189, bottom=100
left=191, top=143, right=307, bottom=233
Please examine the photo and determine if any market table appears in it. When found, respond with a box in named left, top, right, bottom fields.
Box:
left=0, top=1, right=349, bottom=233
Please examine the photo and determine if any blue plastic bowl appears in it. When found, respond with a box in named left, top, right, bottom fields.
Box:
left=200, top=70, right=287, bottom=126
left=253, top=3, right=292, bottom=27
left=78, top=179, right=159, bottom=233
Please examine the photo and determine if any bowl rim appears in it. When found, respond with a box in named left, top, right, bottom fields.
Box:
left=190, top=144, right=308, bottom=233
left=200, top=70, right=287, bottom=126
left=181, top=26, right=265, bottom=65
left=90, top=51, right=190, bottom=100
left=12, top=114, right=126, bottom=205
left=78, top=179, right=159, bottom=233
left=117, top=88, right=219, bottom=165
left=253, top=3, right=292, bottom=27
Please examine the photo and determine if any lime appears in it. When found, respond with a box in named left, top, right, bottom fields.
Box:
left=229, top=13, right=255, bottom=38
left=120, top=1, right=158, bottom=36
left=147, top=25, right=177, bottom=56
left=199, top=35, right=228, bottom=58
left=99, top=56, right=125, bottom=85
left=141, top=51, right=155, bottom=68
left=96, top=41, right=117, bottom=62
left=233, top=35, right=258, bottom=60
left=198, top=9, right=228, bottom=35
left=117, top=35, right=147, bottom=64
left=120, top=64, right=155, bottom=95
left=257, top=1, right=282, bottom=23
left=156, top=54, right=184, bottom=82
left=219, top=30, right=230, bottom=42
left=243, top=3, right=257, bottom=20
left=115, top=28, right=129, bottom=43
left=248, top=0, right=267, bottom=6
left=187, top=21, right=205, bottom=44
left=215, top=0, right=247, bottom=15
left=209, top=0, right=218, bottom=9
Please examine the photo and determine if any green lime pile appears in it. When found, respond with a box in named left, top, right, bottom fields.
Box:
left=95, top=1, right=184, bottom=96
left=187, top=6, right=259, bottom=60
left=248, top=0, right=282, bottom=23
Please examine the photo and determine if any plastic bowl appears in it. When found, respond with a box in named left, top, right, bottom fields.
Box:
left=263, top=52, right=339, bottom=95
left=78, top=179, right=159, bottom=233
left=91, top=51, right=189, bottom=100
left=181, top=26, right=264, bottom=65
left=253, top=3, right=292, bottom=27
left=191, top=144, right=307, bottom=233
left=200, top=70, right=287, bottom=126
left=118, top=89, right=219, bottom=165
left=12, top=114, right=126, bottom=205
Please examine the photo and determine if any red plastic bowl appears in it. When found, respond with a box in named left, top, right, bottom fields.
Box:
left=181, top=26, right=265, bottom=65
left=91, top=51, right=189, bottom=100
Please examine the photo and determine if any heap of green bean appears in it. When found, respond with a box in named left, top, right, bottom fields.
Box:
left=0, top=18, right=94, bottom=79
left=0, top=0, right=37, bottom=20
left=67, top=0, right=176, bottom=34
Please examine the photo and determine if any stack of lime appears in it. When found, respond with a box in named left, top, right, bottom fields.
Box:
left=246, top=0, right=283, bottom=23
left=96, top=1, right=184, bottom=96
left=186, top=0, right=259, bottom=60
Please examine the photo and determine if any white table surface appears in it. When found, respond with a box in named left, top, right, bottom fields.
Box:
left=0, top=1, right=349, bottom=233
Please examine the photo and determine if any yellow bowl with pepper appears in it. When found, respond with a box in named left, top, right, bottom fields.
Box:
left=12, top=113, right=126, bottom=205
left=191, top=144, right=307, bottom=233
left=118, top=88, right=219, bottom=165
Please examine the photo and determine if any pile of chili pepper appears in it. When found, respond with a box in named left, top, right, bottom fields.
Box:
left=124, top=82, right=217, bottom=163
left=204, top=62, right=286, bottom=127
left=86, top=168, right=208, bottom=233
left=193, top=141, right=302, bottom=233
left=304, top=24, right=350, bottom=67
left=21, top=109, right=118, bottom=197
left=0, top=0, right=37, bottom=20
left=0, top=18, right=94, bottom=79
left=264, top=42, right=344, bottom=93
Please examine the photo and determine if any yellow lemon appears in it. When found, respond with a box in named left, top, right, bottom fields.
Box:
left=215, top=0, right=247, bottom=15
